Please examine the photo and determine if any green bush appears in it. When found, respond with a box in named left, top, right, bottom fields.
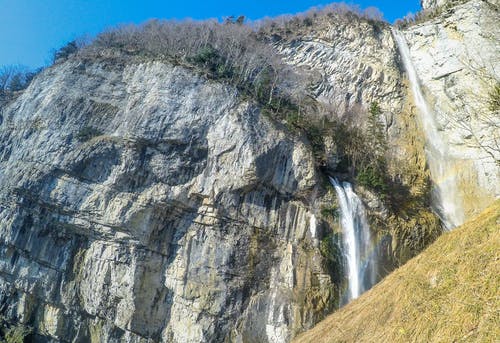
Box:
left=367, top=101, right=387, bottom=156
left=303, top=17, right=314, bottom=26
left=356, top=165, right=388, bottom=195
left=305, top=124, right=326, bottom=163
left=2, top=325, right=32, bottom=343
left=488, top=82, right=500, bottom=112
left=53, top=41, right=79, bottom=62
left=76, top=126, right=103, bottom=141
left=253, top=67, right=275, bottom=104
left=320, top=233, right=343, bottom=283
left=320, top=205, right=339, bottom=219
left=190, top=46, right=218, bottom=65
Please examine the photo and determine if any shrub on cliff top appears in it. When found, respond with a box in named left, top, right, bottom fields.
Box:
left=80, top=19, right=307, bottom=120
left=53, top=40, right=79, bottom=63
left=76, top=4, right=386, bottom=124
left=0, top=65, right=39, bottom=93
left=0, top=323, right=32, bottom=343
left=255, top=2, right=386, bottom=35
left=71, top=9, right=391, bottom=178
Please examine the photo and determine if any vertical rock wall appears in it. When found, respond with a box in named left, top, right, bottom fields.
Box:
left=0, top=2, right=498, bottom=341
left=402, top=0, right=500, bottom=217
left=0, top=61, right=335, bottom=342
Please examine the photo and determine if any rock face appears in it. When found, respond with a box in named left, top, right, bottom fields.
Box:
left=402, top=0, right=500, bottom=217
left=274, top=17, right=404, bottom=116
left=271, top=14, right=443, bottom=265
left=0, top=60, right=334, bottom=342
left=421, top=0, right=449, bottom=10
left=0, top=1, right=498, bottom=342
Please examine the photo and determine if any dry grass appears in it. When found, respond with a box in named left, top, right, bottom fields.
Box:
left=294, top=200, right=500, bottom=343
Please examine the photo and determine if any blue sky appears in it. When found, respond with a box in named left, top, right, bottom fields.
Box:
left=0, top=0, right=421, bottom=68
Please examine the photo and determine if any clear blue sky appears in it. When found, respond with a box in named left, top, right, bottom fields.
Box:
left=0, top=0, right=421, bottom=68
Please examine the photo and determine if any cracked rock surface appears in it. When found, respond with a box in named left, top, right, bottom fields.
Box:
left=0, top=61, right=333, bottom=342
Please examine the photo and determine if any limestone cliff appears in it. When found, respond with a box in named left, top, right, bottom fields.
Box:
left=272, top=16, right=403, bottom=114
left=402, top=0, right=500, bottom=217
left=0, top=60, right=334, bottom=342
left=0, top=0, right=498, bottom=342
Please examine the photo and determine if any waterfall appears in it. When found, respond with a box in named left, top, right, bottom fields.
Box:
left=329, top=177, right=377, bottom=302
left=309, top=214, right=317, bottom=239
left=392, top=29, right=464, bottom=230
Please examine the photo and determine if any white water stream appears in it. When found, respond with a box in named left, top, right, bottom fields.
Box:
left=330, top=177, right=377, bottom=302
left=392, top=30, right=464, bottom=230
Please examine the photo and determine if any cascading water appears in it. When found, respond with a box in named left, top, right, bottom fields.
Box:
left=392, top=29, right=464, bottom=230
left=329, top=177, right=377, bottom=302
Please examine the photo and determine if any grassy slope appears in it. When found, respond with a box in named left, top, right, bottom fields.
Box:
left=294, top=200, right=500, bottom=343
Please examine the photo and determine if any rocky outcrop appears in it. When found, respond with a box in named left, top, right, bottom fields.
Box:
left=421, top=0, right=450, bottom=10
left=274, top=16, right=404, bottom=116
left=0, top=1, right=498, bottom=342
left=0, top=60, right=335, bottom=342
left=402, top=0, right=500, bottom=217
left=272, top=14, right=442, bottom=265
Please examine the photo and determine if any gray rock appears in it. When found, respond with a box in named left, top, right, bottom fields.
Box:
left=421, top=0, right=450, bottom=10
left=402, top=0, right=500, bottom=217
left=0, top=1, right=498, bottom=341
left=275, top=18, right=404, bottom=116
left=0, top=60, right=332, bottom=342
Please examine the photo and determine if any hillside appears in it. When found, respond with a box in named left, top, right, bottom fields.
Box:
left=294, top=200, right=500, bottom=343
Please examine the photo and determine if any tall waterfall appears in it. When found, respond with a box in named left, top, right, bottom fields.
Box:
left=392, top=30, right=464, bottom=230
left=330, top=177, right=377, bottom=302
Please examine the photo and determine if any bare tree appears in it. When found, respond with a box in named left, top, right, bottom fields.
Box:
left=364, top=7, right=384, bottom=21
left=0, top=65, right=37, bottom=93
left=451, top=85, right=500, bottom=165
left=446, top=48, right=500, bottom=165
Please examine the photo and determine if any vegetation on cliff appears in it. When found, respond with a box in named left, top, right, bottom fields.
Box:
left=0, top=321, right=32, bottom=343
left=1, top=5, right=446, bottom=322
left=0, top=65, right=39, bottom=94
left=489, top=82, right=500, bottom=112
left=60, top=7, right=403, bottom=197
left=394, top=0, right=470, bottom=29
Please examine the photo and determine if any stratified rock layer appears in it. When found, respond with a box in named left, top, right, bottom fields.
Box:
left=0, top=0, right=498, bottom=342
left=0, top=61, right=333, bottom=342
left=274, top=17, right=404, bottom=115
